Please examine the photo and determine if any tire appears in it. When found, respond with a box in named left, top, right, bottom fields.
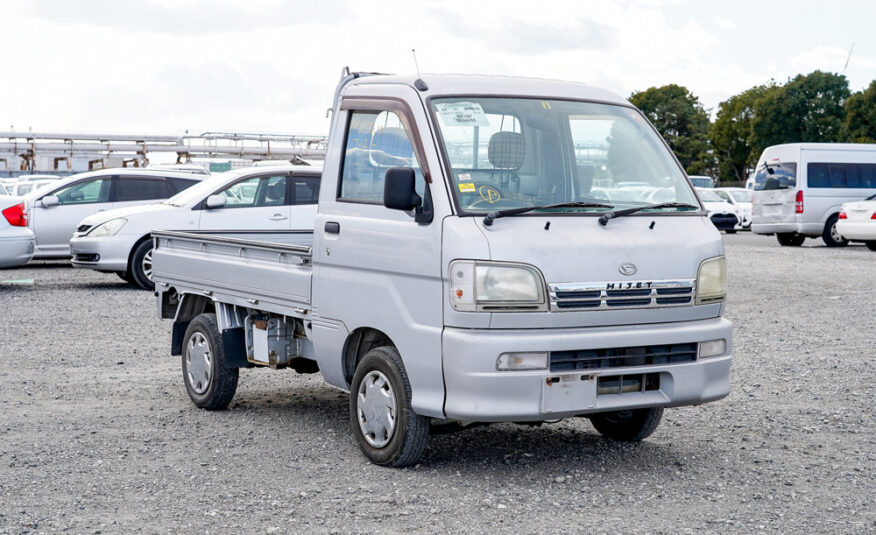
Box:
left=725, top=229, right=737, bottom=234
left=115, top=271, right=135, bottom=284
left=181, top=313, right=238, bottom=410
left=867, top=241, right=876, bottom=252
left=130, top=238, right=155, bottom=290
left=821, top=214, right=848, bottom=247
left=349, top=346, right=428, bottom=467
left=776, top=233, right=805, bottom=247
left=590, top=407, right=663, bottom=441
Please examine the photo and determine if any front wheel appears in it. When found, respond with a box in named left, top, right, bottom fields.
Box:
left=350, top=346, right=428, bottom=467
left=776, top=233, right=805, bottom=246
left=822, top=214, right=848, bottom=247
left=130, top=239, right=155, bottom=290
left=182, top=313, right=238, bottom=410
left=590, top=407, right=663, bottom=441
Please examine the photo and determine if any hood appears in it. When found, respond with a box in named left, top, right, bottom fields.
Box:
left=443, top=213, right=725, bottom=329
left=702, top=200, right=737, bottom=215
left=78, top=202, right=176, bottom=227
left=478, top=214, right=722, bottom=283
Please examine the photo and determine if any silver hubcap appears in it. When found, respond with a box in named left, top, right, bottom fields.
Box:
left=186, top=332, right=212, bottom=394
left=142, top=248, right=154, bottom=281
left=830, top=222, right=843, bottom=242
left=357, top=370, right=397, bottom=448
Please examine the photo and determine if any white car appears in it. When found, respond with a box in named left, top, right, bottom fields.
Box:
left=70, top=165, right=321, bottom=289
left=836, top=194, right=876, bottom=251
left=715, top=187, right=753, bottom=229
left=689, top=175, right=716, bottom=188
left=0, top=195, right=35, bottom=268
left=697, top=188, right=740, bottom=233
left=13, top=178, right=61, bottom=196
left=19, top=168, right=207, bottom=260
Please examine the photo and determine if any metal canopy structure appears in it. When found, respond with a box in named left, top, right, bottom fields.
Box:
left=0, top=130, right=328, bottom=174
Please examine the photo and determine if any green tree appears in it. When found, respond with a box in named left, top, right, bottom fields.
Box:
left=843, top=80, right=876, bottom=142
left=710, top=84, right=776, bottom=185
left=751, top=71, right=850, bottom=156
left=629, top=84, right=712, bottom=175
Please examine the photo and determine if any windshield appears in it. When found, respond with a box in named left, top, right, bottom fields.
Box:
left=690, top=177, right=715, bottom=188
left=729, top=190, right=751, bottom=202
left=698, top=190, right=726, bottom=202
left=754, top=162, right=797, bottom=191
left=431, top=98, right=699, bottom=215
left=162, top=172, right=235, bottom=206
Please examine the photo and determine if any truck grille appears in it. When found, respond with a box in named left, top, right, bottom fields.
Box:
left=550, top=342, right=697, bottom=372
left=549, top=279, right=695, bottom=311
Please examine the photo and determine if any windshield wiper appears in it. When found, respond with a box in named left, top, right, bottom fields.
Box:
left=598, top=202, right=699, bottom=226
left=483, top=201, right=614, bottom=226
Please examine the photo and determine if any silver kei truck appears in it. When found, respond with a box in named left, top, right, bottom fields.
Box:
left=152, top=69, right=733, bottom=467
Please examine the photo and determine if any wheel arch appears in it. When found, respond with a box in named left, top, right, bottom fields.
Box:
left=342, top=327, right=394, bottom=385
left=126, top=233, right=153, bottom=274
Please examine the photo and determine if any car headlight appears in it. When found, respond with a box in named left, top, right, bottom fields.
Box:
left=87, top=217, right=127, bottom=238
left=696, top=256, right=726, bottom=305
left=449, top=260, right=547, bottom=312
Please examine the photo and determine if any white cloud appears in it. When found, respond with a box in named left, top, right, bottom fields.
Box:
left=712, top=15, right=737, bottom=30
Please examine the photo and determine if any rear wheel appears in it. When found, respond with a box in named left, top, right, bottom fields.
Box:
left=350, top=346, right=428, bottom=467
left=822, top=214, right=848, bottom=247
left=590, top=407, right=663, bottom=441
left=181, top=313, right=238, bottom=410
left=776, top=233, right=805, bottom=246
left=867, top=241, right=876, bottom=251
left=130, top=239, right=155, bottom=290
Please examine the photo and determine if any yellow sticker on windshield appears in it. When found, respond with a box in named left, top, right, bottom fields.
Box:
left=459, top=182, right=476, bottom=193
left=542, top=101, right=552, bottom=109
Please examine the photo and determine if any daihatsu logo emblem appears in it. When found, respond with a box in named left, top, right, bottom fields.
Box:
left=618, top=263, right=638, bottom=276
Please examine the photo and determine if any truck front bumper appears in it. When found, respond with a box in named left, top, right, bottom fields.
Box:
left=442, top=317, right=732, bottom=421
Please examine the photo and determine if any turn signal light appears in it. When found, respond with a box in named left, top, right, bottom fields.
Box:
left=2, top=203, right=27, bottom=227
left=838, top=211, right=847, bottom=219
left=795, top=190, right=804, bottom=214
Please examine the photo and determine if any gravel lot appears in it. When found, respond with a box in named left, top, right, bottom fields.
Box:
left=1, top=233, right=873, bottom=534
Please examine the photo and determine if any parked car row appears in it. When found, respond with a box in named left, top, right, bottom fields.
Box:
left=0, top=165, right=323, bottom=285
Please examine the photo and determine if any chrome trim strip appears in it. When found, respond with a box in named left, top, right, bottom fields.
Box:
left=549, top=279, right=696, bottom=311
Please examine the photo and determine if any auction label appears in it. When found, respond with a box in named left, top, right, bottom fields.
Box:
left=435, top=102, right=490, bottom=126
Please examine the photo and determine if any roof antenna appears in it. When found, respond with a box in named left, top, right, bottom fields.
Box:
left=411, top=49, right=428, bottom=91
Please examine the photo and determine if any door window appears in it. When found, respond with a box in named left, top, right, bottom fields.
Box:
left=292, top=177, right=320, bottom=204
left=216, top=175, right=287, bottom=208
left=53, top=178, right=111, bottom=205
left=339, top=110, right=424, bottom=203
left=115, top=177, right=171, bottom=202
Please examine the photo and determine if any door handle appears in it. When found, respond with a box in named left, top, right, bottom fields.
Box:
left=269, top=214, right=289, bottom=221
left=325, top=221, right=340, bottom=234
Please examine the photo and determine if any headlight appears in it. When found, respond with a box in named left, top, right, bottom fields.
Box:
left=696, top=256, right=726, bottom=305
left=449, top=260, right=546, bottom=312
left=87, top=217, right=127, bottom=238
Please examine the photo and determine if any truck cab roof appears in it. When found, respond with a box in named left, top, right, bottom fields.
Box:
left=345, top=73, right=629, bottom=105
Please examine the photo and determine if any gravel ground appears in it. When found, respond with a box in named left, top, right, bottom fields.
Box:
left=1, top=233, right=873, bottom=534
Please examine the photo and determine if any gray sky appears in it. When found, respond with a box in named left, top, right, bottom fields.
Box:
left=1, top=0, right=873, bottom=136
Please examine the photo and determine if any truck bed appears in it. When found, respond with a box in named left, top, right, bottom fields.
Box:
left=151, top=230, right=313, bottom=318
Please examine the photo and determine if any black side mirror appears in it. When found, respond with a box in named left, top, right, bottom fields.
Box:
left=383, top=167, right=422, bottom=211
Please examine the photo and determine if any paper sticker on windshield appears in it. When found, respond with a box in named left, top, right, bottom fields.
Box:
left=435, top=102, right=490, bottom=126
left=458, top=173, right=472, bottom=181
left=459, top=182, right=476, bottom=193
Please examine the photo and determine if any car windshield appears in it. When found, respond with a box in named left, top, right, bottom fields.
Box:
left=729, top=190, right=751, bottom=202
left=162, top=172, right=235, bottom=206
left=431, top=97, right=699, bottom=215
left=698, top=190, right=725, bottom=202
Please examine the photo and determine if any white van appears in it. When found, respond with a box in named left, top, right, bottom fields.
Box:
left=751, top=143, right=876, bottom=246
